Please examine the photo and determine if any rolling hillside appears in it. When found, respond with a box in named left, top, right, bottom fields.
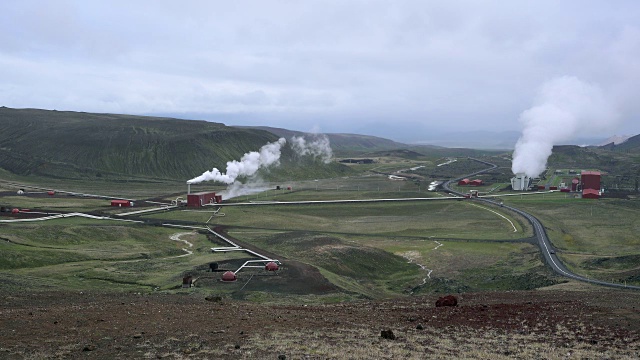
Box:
left=234, top=125, right=409, bottom=155
left=604, top=133, right=640, bottom=153
left=236, top=125, right=501, bottom=159
left=0, top=107, right=350, bottom=181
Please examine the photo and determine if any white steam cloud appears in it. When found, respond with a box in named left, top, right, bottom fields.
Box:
left=217, top=181, right=271, bottom=200
left=290, top=134, right=333, bottom=164
left=187, top=133, right=334, bottom=200
left=187, top=138, right=286, bottom=184
left=511, top=76, right=618, bottom=177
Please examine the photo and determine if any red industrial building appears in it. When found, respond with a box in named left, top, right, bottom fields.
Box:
left=111, top=200, right=133, bottom=207
left=458, top=178, right=470, bottom=186
left=581, top=171, right=601, bottom=199
left=469, top=179, right=484, bottom=186
left=582, top=188, right=600, bottom=199
left=187, top=191, right=220, bottom=207
left=581, top=171, right=601, bottom=191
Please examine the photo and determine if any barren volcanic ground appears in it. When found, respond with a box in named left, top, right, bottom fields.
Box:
left=1, top=287, right=639, bottom=359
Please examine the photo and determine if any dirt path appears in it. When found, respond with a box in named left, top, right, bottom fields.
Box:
left=402, top=239, right=444, bottom=292
left=169, top=232, right=194, bottom=257
left=467, top=203, right=518, bottom=232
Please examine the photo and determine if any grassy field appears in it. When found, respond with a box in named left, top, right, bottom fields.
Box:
left=148, top=200, right=529, bottom=241
left=502, top=194, right=640, bottom=285
left=2, top=152, right=638, bottom=298
left=0, top=194, right=112, bottom=211
left=0, top=218, right=247, bottom=292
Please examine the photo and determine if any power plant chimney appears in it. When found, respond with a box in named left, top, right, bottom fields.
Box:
left=187, top=183, right=191, bottom=195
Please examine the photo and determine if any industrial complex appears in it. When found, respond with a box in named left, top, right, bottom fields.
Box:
left=510, top=170, right=601, bottom=199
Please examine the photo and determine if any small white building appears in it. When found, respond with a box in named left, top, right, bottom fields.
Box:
left=511, top=173, right=531, bottom=191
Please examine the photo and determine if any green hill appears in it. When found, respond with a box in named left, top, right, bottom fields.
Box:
left=236, top=126, right=500, bottom=160
left=605, top=134, right=640, bottom=153
left=0, top=107, right=350, bottom=181
left=234, top=126, right=408, bottom=156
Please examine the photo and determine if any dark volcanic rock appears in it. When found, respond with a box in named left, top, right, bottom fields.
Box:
left=435, top=295, right=458, bottom=307
left=380, top=329, right=396, bottom=340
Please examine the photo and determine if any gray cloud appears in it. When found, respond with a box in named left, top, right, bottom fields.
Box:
left=1, top=1, right=640, bottom=141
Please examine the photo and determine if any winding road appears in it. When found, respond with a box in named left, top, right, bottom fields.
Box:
left=443, top=158, right=640, bottom=291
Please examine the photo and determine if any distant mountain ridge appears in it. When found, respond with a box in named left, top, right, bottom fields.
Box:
left=602, top=133, right=640, bottom=152
left=234, top=125, right=502, bottom=160
left=0, top=107, right=349, bottom=181
left=1, top=107, right=637, bottom=183
left=233, top=126, right=412, bottom=155
left=595, top=135, right=631, bottom=147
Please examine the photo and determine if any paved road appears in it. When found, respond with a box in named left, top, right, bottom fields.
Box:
left=443, top=158, right=640, bottom=291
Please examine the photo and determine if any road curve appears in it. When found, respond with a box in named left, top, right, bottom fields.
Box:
left=443, top=158, right=640, bottom=291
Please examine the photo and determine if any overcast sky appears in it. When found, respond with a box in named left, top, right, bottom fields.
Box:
left=1, top=1, right=639, bottom=142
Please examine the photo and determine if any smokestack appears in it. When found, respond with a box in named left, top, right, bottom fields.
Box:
left=187, top=183, right=191, bottom=195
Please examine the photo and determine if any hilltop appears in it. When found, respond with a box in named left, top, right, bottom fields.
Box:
left=604, top=133, right=640, bottom=153
left=0, top=107, right=350, bottom=182
left=237, top=125, right=503, bottom=159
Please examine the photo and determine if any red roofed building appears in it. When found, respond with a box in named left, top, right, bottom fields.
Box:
left=582, top=188, right=600, bottom=199
left=111, top=200, right=133, bottom=207
left=458, top=179, right=470, bottom=186
left=469, top=179, right=484, bottom=186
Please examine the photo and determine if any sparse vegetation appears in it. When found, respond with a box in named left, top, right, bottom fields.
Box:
left=0, top=108, right=639, bottom=358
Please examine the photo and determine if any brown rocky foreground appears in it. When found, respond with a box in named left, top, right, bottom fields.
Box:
left=1, top=284, right=639, bottom=359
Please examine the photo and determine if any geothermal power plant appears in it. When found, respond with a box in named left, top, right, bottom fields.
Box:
left=510, top=170, right=601, bottom=198
left=186, top=184, right=222, bottom=207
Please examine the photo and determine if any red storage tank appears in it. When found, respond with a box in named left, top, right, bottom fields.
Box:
left=265, top=262, right=279, bottom=271
left=11, top=208, right=20, bottom=214
left=571, top=178, right=580, bottom=191
left=221, top=271, right=237, bottom=282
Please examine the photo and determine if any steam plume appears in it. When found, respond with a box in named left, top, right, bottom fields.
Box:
left=290, top=134, right=333, bottom=163
left=218, top=181, right=271, bottom=200
left=511, top=76, right=618, bottom=177
left=187, top=138, right=286, bottom=184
